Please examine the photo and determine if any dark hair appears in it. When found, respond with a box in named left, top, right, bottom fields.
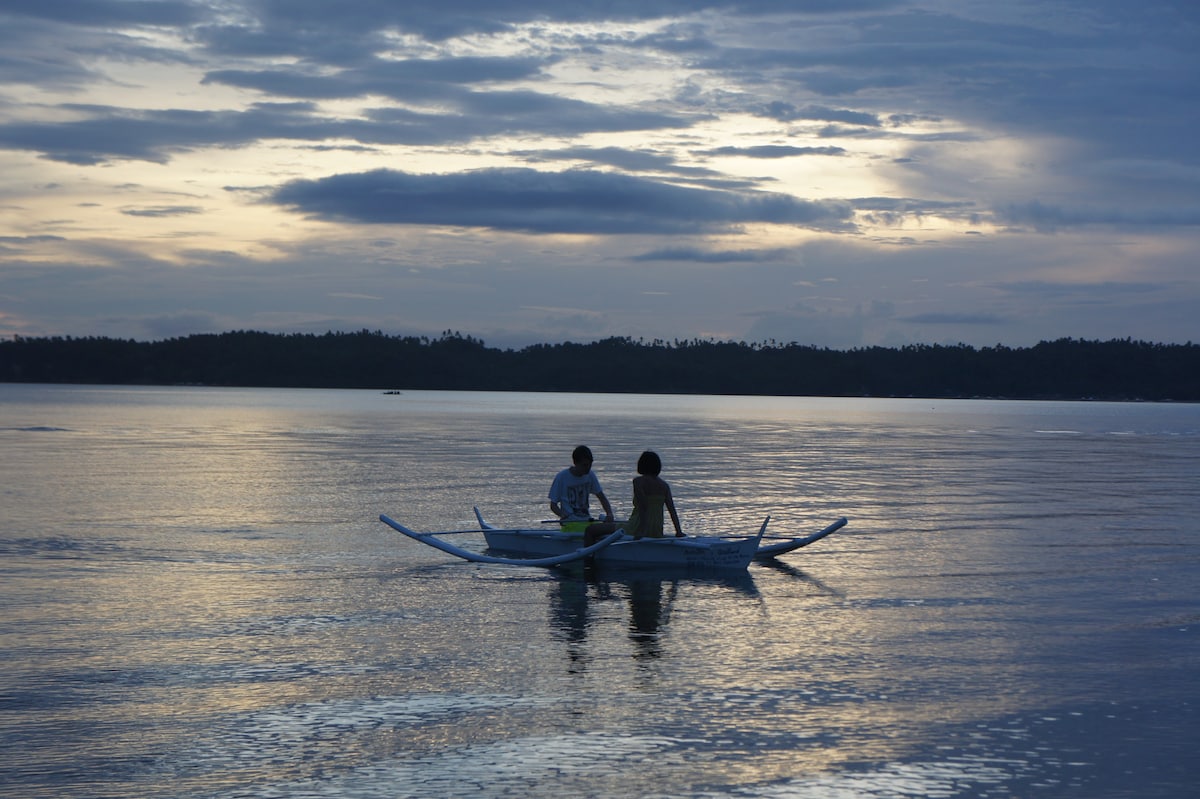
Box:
left=572, top=445, right=594, bottom=464
left=637, top=450, right=662, bottom=476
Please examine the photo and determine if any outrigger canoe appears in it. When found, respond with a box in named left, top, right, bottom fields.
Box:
left=378, top=508, right=848, bottom=571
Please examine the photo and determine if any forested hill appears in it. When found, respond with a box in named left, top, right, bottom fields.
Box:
left=1, top=331, right=1197, bottom=401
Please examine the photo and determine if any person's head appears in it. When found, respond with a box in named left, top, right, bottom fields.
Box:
left=572, top=445, right=594, bottom=472
left=637, top=450, right=662, bottom=476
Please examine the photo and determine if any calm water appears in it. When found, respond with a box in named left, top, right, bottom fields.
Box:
left=1, top=385, right=1197, bottom=798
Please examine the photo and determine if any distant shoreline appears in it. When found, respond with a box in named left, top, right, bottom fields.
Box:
left=2, top=331, right=1197, bottom=403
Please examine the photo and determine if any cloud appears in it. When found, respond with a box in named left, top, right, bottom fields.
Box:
left=189, top=1, right=908, bottom=49
left=898, top=312, right=1005, bottom=325
left=852, top=196, right=978, bottom=225
left=0, top=95, right=693, bottom=165
left=201, top=56, right=549, bottom=100
left=513, top=146, right=688, bottom=172
left=699, top=145, right=847, bottom=158
left=756, top=103, right=882, bottom=126
left=0, top=105, right=322, bottom=165
left=121, top=206, right=205, bottom=218
left=509, top=146, right=747, bottom=187
left=0, top=235, right=67, bottom=245
left=632, top=247, right=797, bottom=263
left=140, top=311, right=226, bottom=339
left=998, top=201, right=1200, bottom=232
left=2, top=1, right=201, bottom=27
left=991, top=281, right=1167, bottom=300
left=268, top=167, right=855, bottom=234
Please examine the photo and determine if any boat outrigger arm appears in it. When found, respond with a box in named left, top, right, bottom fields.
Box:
left=379, top=514, right=626, bottom=567
left=753, top=516, right=848, bottom=560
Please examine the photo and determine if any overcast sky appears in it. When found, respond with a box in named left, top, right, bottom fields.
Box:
left=2, top=0, right=1197, bottom=349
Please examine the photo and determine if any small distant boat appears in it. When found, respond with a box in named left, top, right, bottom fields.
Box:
left=377, top=508, right=847, bottom=571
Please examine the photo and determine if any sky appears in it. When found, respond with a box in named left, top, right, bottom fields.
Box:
left=1, top=0, right=1198, bottom=350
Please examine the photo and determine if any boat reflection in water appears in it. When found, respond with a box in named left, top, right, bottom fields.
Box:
left=545, top=565, right=760, bottom=671
left=627, top=578, right=673, bottom=659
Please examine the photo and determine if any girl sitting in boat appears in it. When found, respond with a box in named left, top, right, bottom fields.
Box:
left=626, top=451, right=684, bottom=539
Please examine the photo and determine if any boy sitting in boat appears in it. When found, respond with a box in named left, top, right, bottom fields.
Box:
left=549, top=445, right=616, bottom=535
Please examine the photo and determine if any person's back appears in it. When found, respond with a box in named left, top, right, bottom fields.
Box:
left=626, top=451, right=683, bottom=539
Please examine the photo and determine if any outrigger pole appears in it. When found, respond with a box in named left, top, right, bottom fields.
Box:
left=380, top=514, right=625, bottom=567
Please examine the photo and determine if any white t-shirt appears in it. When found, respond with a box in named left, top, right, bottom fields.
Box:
left=549, top=468, right=604, bottom=521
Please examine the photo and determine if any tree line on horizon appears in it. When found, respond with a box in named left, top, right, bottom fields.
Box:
left=1, top=330, right=1197, bottom=401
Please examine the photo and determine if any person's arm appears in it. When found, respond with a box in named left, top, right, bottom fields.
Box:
left=665, top=484, right=683, bottom=536
left=624, top=479, right=643, bottom=535
left=596, top=491, right=615, bottom=522
left=549, top=470, right=573, bottom=520
left=549, top=473, right=569, bottom=519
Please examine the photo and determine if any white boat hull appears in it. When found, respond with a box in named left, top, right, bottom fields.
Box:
left=481, top=527, right=762, bottom=571
left=474, top=507, right=769, bottom=571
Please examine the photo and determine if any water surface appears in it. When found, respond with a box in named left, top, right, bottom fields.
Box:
left=1, top=386, right=1197, bottom=798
